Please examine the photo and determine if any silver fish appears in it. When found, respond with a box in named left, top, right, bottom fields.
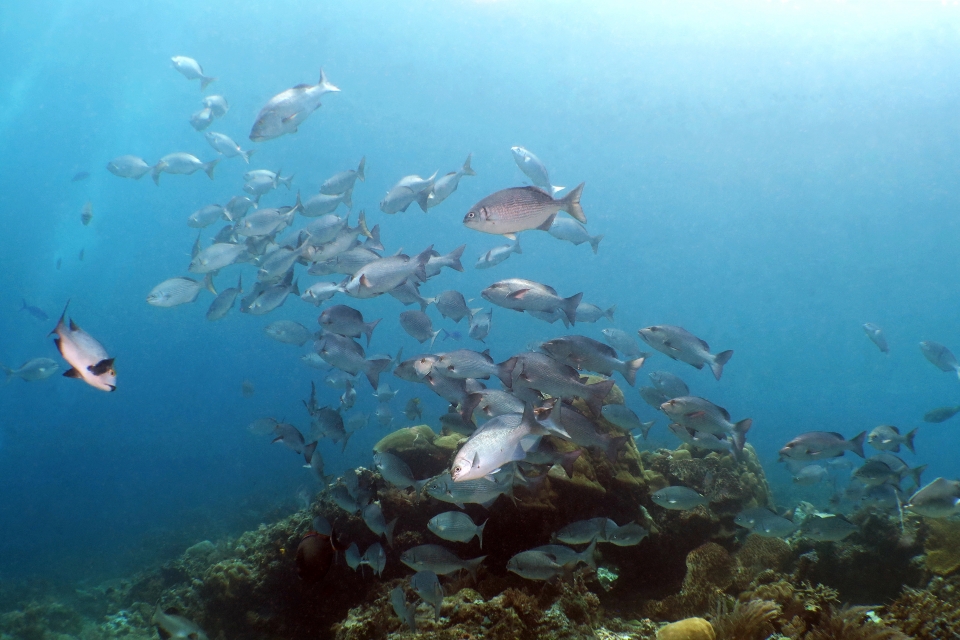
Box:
left=151, top=153, right=218, bottom=185
left=451, top=405, right=546, bottom=482
left=343, top=246, right=433, bottom=299
left=464, top=184, right=584, bottom=238
left=390, top=587, right=416, bottom=632
left=424, top=470, right=513, bottom=508
left=427, top=512, right=487, bottom=547
left=1, top=357, right=59, bottom=382
left=314, top=333, right=391, bottom=389
left=649, top=371, right=689, bottom=399
left=404, top=397, right=423, bottom=421
left=388, top=279, right=435, bottom=311
left=318, top=305, right=380, bottom=346
left=906, top=477, right=960, bottom=518
left=302, top=190, right=352, bottom=217
left=638, top=325, right=733, bottom=381
left=189, top=107, right=214, bottom=131
left=204, top=131, right=254, bottom=163
left=418, top=154, right=476, bottom=210
left=799, top=514, right=857, bottom=542
left=374, top=451, right=425, bottom=492
left=249, top=69, right=340, bottom=141
left=188, top=204, right=226, bottom=228
left=399, top=544, right=485, bottom=580
left=792, top=464, right=828, bottom=486
left=201, top=94, right=228, bottom=116
left=433, top=349, right=511, bottom=385
left=361, top=542, right=386, bottom=576
left=224, top=196, right=256, bottom=221
left=510, top=146, right=563, bottom=194
left=920, top=341, right=960, bottom=379
left=321, top=157, right=366, bottom=195
left=862, top=323, right=889, bottom=354
left=638, top=385, right=669, bottom=409
left=504, top=352, right=614, bottom=417
left=553, top=518, right=614, bottom=545
left=779, top=431, right=866, bottom=461
left=362, top=502, right=398, bottom=547
left=242, top=272, right=299, bottom=315
left=376, top=401, right=394, bottom=427
left=106, top=155, right=151, bottom=179
left=601, top=405, right=653, bottom=440
left=481, top=278, right=581, bottom=325
left=206, top=275, right=242, bottom=321
left=602, top=328, right=645, bottom=358
left=399, top=310, right=440, bottom=346
left=507, top=550, right=572, bottom=581
left=540, top=335, right=646, bottom=386
left=147, top=274, right=216, bottom=307
left=410, top=570, right=444, bottom=621
left=434, top=290, right=477, bottom=325
left=171, top=55, right=215, bottom=90
left=301, top=281, right=342, bottom=306
left=153, top=606, right=209, bottom=640
left=548, top=218, right=602, bottom=253
left=529, top=542, right=597, bottom=570
left=468, top=308, right=492, bottom=342
left=425, top=245, right=466, bottom=278
left=189, top=242, right=247, bottom=273
left=464, top=389, right=525, bottom=420
left=924, top=405, right=960, bottom=423
left=867, top=425, right=917, bottom=454
left=380, top=172, right=437, bottom=214
left=264, top=320, right=314, bottom=346
left=651, top=486, right=709, bottom=511
left=660, top=396, right=751, bottom=453
left=538, top=402, right=629, bottom=461
left=604, top=522, right=648, bottom=547
left=475, top=237, right=522, bottom=270
left=574, top=302, right=614, bottom=323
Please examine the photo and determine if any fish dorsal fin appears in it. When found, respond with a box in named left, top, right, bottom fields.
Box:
left=507, top=289, right=531, bottom=300
left=69, top=319, right=79, bottom=331
left=698, top=338, right=710, bottom=350
left=481, top=348, right=491, bottom=359
left=293, top=83, right=312, bottom=90
left=88, top=358, right=115, bottom=375
left=63, top=368, right=81, bottom=379
left=719, top=406, right=731, bottom=421
left=828, top=431, right=846, bottom=439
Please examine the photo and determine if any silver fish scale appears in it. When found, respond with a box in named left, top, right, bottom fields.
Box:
left=476, top=187, right=557, bottom=221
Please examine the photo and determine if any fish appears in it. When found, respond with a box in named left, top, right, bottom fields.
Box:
left=390, top=587, right=417, bottom=632
left=71, top=171, right=89, bottom=182
left=451, top=405, right=547, bottom=482
left=779, top=431, right=866, bottom=461
left=206, top=275, right=242, bottom=321
left=19, top=300, right=48, bottom=321
left=50, top=303, right=116, bottom=392
left=440, top=411, right=477, bottom=436
left=301, top=191, right=352, bottom=217
left=374, top=451, right=426, bottom=493
left=463, top=389, right=525, bottom=421
left=343, top=246, right=434, bottom=299
left=106, top=155, right=152, bottom=179
left=418, top=154, right=476, bottom=210
left=224, top=196, right=257, bottom=221
left=540, top=335, right=646, bottom=386
left=481, top=278, right=581, bottom=325
left=660, top=396, right=752, bottom=453
left=867, top=425, right=917, bottom=454
left=529, top=542, right=597, bottom=570
left=362, top=502, right=398, bottom=547
left=427, top=512, right=487, bottom=547
left=853, top=455, right=925, bottom=489
left=321, top=157, right=366, bottom=195
left=399, top=310, right=441, bottom=346
left=553, top=518, right=615, bottom=545
left=468, top=308, right=493, bottom=343
left=638, top=325, right=733, bottom=380
left=151, top=153, right=218, bottom=185
left=799, top=515, right=857, bottom=542
left=247, top=417, right=277, bottom=435
left=475, top=237, right=523, bottom=269
left=792, top=464, right=829, bottom=486
left=360, top=542, right=386, bottom=577
left=924, top=406, right=960, bottom=423
left=425, top=245, right=466, bottom=278
left=264, top=320, right=314, bottom=346
left=510, top=146, right=563, bottom=194
left=152, top=606, right=209, bottom=640
left=507, top=550, right=575, bottom=581
left=314, top=333, right=391, bottom=389
left=249, top=69, right=340, bottom=141
left=202, top=94, right=228, bottom=116
left=399, top=545, right=486, bottom=580
left=171, top=55, right=216, bottom=90
left=750, top=515, right=798, bottom=538
left=734, top=507, right=778, bottom=531
left=424, top=470, right=513, bottom=508
left=80, top=202, right=93, bottom=226
left=204, top=132, right=255, bottom=163
left=602, top=328, right=645, bottom=358
left=605, top=522, right=649, bottom=546
left=906, top=477, right=960, bottom=518
left=506, top=352, right=615, bottom=418
left=651, top=486, right=710, bottom=511
left=649, top=371, right=689, bottom=399
left=301, top=281, right=342, bottom=306
left=404, top=397, right=423, bottom=421
left=147, top=275, right=217, bottom=307
left=1, top=358, right=59, bottom=383
left=344, top=543, right=362, bottom=570
left=430, top=350, right=512, bottom=386
left=272, top=423, right=312, bottom=458
left=862, top=323, right=889, bottom=353
left=296, top=530, right=344, bottom=584
left=548, top=218, right=602, bottom=253
left=375, top=401, right=394, bottom=427
left=574, top=302, right=615, bottom=324
left=189, top=242, right=248, bottom=273
left=374, top=383, right=399, bottom=402
left=189, top=107, right=214, bottom=131
left=380, top=172, right=437, bottom=214
left=241, top=380, right=255, bottom=397
left=188, top=204, right=226, bottom=228
left=318, top=305, right=380, bottom=346
left=920, top=341, right=960, bottom=379
left=638, top=386, right=670, bottom=409
left=464, top=184, right=585, bottom=238
left=602, top=405, right=653, bottom=439
left=410, top=570, right=444, bottom=621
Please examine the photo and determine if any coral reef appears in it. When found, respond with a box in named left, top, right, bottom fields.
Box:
left=919, top=517, right=960, bottom=576
left=656, top=616, right=716, bottom=640
left=883, top=577, right=960, bottom=640
left=712, top=599, right=778, bottom=640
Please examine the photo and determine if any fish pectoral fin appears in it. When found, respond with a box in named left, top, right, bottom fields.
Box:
left=685, top=410, right=706, bottom=419
left=63, top=368, right=81, bottom=379
left=360, top=275, right=372, bottom=288
left=88, top=358, right=115, bottom=375
left=503, top=233, right=517, bottom=240
left=507, top=289, right=531, bottom=300
left=282, top=112, right=301, bottom=123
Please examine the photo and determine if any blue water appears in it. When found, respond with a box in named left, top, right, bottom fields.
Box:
left=1, top=0, right=958, bottom=586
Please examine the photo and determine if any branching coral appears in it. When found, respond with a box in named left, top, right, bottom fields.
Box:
left=803, top=605, right=908, bottom=640
left=883, top=582, right=960, bottom=640
left=711, top=599, right=779, bottom=640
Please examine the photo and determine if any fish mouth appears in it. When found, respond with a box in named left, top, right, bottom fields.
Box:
left=107, top=384, right=117, bottom=392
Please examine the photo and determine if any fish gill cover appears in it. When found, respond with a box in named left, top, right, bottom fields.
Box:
left=0, top=1, right=958, bottom=638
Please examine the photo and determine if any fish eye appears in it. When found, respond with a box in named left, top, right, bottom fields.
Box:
left=466, top=212, right=475, bottom=219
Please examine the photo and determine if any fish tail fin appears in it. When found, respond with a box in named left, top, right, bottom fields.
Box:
left=559, top=182, right=585, bottom=223
left=413, top=245, right=434, bottom=282
left=560, top=449, right=582, bottom=478
left=589, top=234, right=603, bottom=254
left=462, top=153, right=476, bottom=176
left=385, top=517, right=398, bottom=548
left=580, top=539, right=598, bottom=570
left=622, top=356, right=646, bottom=387
left=429, top=330, right=440, bottom=348
left=561, top=292, right=583, bottom=325
left=241, top=148, right=255, bottom=164
left=203, top=158, right=219, bottom=180
left=732, top=418, right=752, bottom=454
left=203, top=273, right=218, bottom=296
left=357, top=156, right=366, bottom=182
left=290, top=278, right=300, bottom=297
left=342, top=187, right=353, bottom=210
left=494, top=361, right=513, bottom=388
left=513, top=238, right=523, bottom=254
left=585, top=378, right=615, bottom=417
left=710, top=350, right=734, bottom=380
left=200, top=75, right=216, bottom=90
left=363, top=358, right=391, bottom=391
left=603, top=304, right=616, bottom=322
left=476, top=519, right=487, bottom=549
left=607, top=434, right=629, bottom=463
left=464, top=555, right=486, bottom=582
left=318, top=68, right=340, bottom=93
left=151, top=163, right=163, bottom=186
left=849, top=431, right=867, bottom=458
left=364, top=222, right=383, bottom=252
left=905, top=427, right=918, bottom=455
left=910, top=464, right=927, bottom=489
left=363, top=318, right=381, bottom=347
left=1, top=363, right=12, bottom=384
left=460, top=393, right=481, bottom=426
left=416, top=189, right=431, bottom=212
left=340, top=430, right=352, bottom=453
left=303, top=441, right=318, bottom=466
left=280, top=173, right=294, bottom=190
left=446, top=244, right=466, bottom=272
left=638, top=420, right=655, bottom=440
